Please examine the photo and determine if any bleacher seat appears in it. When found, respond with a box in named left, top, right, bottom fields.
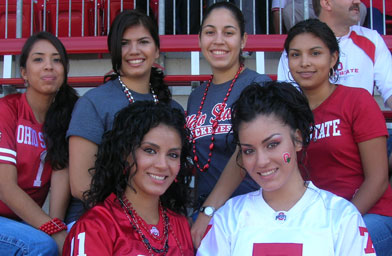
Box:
left=102, top=0, right=134, bottom=34
left=37, top=0, right=95, bottom=37
left=0, top=0, right=38, bottom=38
left=387, top=19, right=392, bottom=35
left=101, top=0, right=160, bottom=35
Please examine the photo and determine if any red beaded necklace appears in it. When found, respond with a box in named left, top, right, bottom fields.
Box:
left=192, top=64, right=244, bottom=172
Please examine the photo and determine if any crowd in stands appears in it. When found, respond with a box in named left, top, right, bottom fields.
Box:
left=1, top=0, right=391, bottom=38
left=1, top=1, right=392, bottom=256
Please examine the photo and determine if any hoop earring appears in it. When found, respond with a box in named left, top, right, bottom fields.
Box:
left=328, top=68, right=334, bottom=77
left=329, top=68, right=338, bottom=83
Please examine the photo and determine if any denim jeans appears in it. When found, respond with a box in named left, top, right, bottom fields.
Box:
left=0, top=216, right=58, bottom=256
left=363, top=213, right=392, bottom=256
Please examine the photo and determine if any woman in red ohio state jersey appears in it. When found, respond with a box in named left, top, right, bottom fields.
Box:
left=64, top=101, right=194, bottom=255
left=0, top=32, right=78, bottom=255
left=285, top=18, right=392, bottom=256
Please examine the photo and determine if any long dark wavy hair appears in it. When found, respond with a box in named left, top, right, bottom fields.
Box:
left=20, top=31, right=78, bottom=170
left=231, top=82, right=314, bottom=173
left=105, top=10, right=171, bottom=104
left=84, top=101, right=193, bottom=215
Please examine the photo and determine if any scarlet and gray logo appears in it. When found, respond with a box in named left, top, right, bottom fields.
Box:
left=186, top=103, right=232, bottom=140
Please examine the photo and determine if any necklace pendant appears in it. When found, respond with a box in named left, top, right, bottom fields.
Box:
left=150, top=226, right=160, bottom=236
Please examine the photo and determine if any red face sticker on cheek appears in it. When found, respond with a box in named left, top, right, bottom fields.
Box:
left=283, top=152, right=291, bottom=164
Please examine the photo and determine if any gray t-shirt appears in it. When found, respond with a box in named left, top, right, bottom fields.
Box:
left=67, top=78, right=183, bottom=144
left=186, top=68, right=271, bottom=203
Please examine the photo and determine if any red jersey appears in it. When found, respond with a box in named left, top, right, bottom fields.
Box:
left=63, top=193, right=194, bottom=256
left=306, top=85, right=392, bottom=216
left=0, top=93, right=51, bottom=219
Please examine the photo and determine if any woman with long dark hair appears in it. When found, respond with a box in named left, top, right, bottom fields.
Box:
left=0, top=31, right=78, bottom=255
left=67, top=10, right=183, bottom=222
left=64, top=101, right=194, bottom=255
left=187, top=2, right=271, bottom=246
left=197, top=82, right=372, bottom=255
left=284, top=19, right=392, bottom=255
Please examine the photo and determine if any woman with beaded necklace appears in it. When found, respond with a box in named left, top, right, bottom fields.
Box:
left=187, top=2, right=270, bottom=247
left=67, top=10, right=183, bottom=224
left=63, top=101, right=194, bottom=255
left=192, top=18, right=392, bottom=254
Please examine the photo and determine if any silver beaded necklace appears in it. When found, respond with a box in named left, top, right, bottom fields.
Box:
left=118, top=77, right=159, bottom=104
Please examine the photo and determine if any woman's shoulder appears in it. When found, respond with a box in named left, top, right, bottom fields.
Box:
left=168, top=99, right=185, bottom=112
left=82, top=79, right=119, bottom=99
left=73, top=194, right=119, bottom=229
left=73, top=80, right=123, bottom=110
left=335, top=85, right=372, bottom=98
left=0, top=93, right=25, bottom=121
left=217, top=190, right=261, bottom=217
left=242, top=68, right=272, bottom=83
left=0, top=93, right=23, bottom=109
left=166, top=209, right=188, bottom=224
left=334, top=85, right=380, bottom=109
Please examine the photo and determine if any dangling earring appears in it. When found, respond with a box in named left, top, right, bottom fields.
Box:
left=329, top=68, right=338, bottom=82
left=24, top=80, right=29, bottom=87
left=328, top=68, right=334, bottom=77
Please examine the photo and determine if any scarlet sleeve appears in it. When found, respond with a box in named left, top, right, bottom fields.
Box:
left=351, top=89, right=387, bottom=143
left=63, top=218, right=114, bottom=256
left=0, top=97, right=17, bottom=165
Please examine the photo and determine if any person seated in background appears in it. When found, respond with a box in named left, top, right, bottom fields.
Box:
left=272, top=0, right=366, bottom=33
left=272, top=0, right=317, bottom=33
left=64, top=101, right=194, bottom=255
left=278, top=0, right=392, bottom=107
left=362, top=0, right=392, bottom=34
left=197, top=82, right=375, bottom=256
left=207, top=0, right=266, bottom=34
left=165, top=0, right=202, bottom=35
left=0, top=31, right=78, bottom=255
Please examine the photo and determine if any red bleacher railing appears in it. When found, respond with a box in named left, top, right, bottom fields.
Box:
left=0, top=34, right=285, bottom=87
left=2, top=34, right=392, bottom=55
left=1, top=34, right=392, bottom=120
left=0, top=34, right=391, bottom=86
